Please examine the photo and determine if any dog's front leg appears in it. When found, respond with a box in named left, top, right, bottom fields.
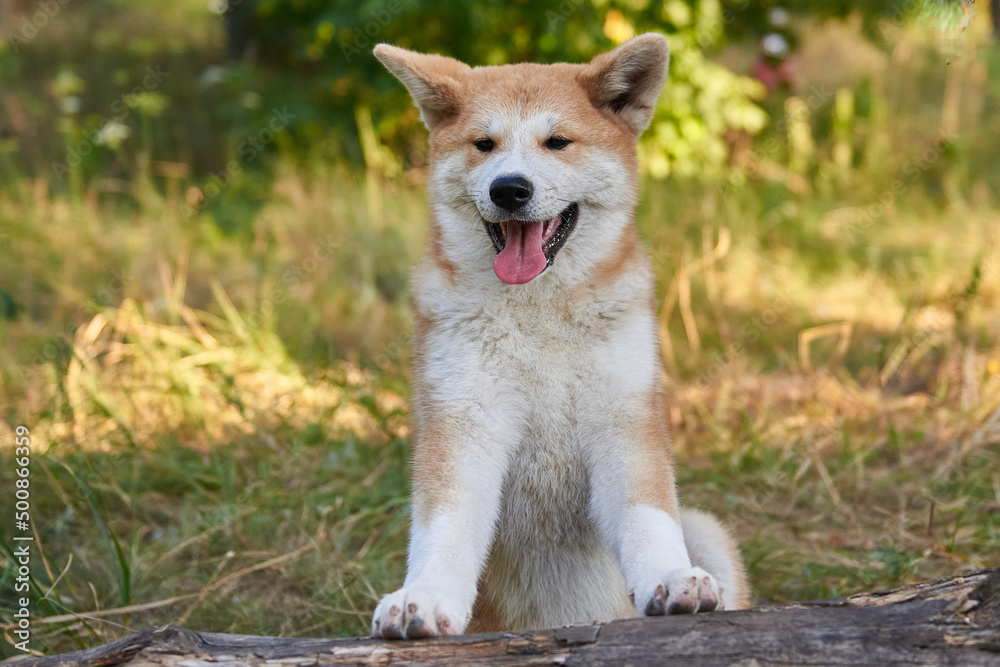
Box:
left=372, top=394, right=515, bottom=639
left=589, top=397, right=723, bottom=617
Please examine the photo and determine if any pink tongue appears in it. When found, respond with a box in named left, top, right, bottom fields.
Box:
left=494, top=221, right=547, bottom=284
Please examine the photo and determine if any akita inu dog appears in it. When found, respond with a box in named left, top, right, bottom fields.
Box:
left=371, top=34, right=750, bottom=638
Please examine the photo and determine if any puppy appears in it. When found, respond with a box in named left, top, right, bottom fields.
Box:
left=371, top=33, right=750, bottom=638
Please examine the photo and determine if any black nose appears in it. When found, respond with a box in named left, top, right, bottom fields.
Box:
left=489, top=175, right=533, bottom=212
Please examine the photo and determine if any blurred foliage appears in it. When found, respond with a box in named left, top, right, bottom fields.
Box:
left=236, top=0, right=769, bottom=180
left=718, top=0, right=962, bottom=40
left=0, top=0, right=774, bottom=186
left=0, top=0, right=981, bottom=195
left=1, top=0, right=999, bottom=656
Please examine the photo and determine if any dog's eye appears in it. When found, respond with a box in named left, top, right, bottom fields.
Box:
left=474, top=138, right=495, bottom=152
left=544, top=136, right=571, bottom=150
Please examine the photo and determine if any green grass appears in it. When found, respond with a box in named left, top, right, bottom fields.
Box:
left=2, top=6, right=1000, bottom=659
left=1, top=159, right=997, bottom=654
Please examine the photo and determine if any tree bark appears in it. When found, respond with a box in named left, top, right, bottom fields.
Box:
left=19, top=568, right=1000, bottom=667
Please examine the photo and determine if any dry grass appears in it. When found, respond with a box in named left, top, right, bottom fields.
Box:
left=2, top=166, right=998, bottom=654
left=2, top=15, right=1000, bottom=659
left=673, top=369, right=999, bottom=601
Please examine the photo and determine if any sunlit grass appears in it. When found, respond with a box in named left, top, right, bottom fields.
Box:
left=1, top=161, right=998, bottom=655
left=2, top=7, right=1000, bottom=659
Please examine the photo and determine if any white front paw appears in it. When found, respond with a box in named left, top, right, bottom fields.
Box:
left=630, top=567, right=722, bottom=616
left=371, top=586, right=469, bottom=639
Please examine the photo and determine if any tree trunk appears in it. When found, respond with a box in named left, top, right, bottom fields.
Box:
left=21, top=568, right=1000, bottom=667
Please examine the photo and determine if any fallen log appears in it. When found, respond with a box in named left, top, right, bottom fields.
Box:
left=17, top=568, right=1000, bottom=667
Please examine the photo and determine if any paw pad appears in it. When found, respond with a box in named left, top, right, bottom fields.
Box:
left=698, top=576, right=719, bottom=612
left=373, top=587, right=467, bottom=639
left=635, top=568, right=723, bottom=617
left=406, top=616, right=432, bottom=639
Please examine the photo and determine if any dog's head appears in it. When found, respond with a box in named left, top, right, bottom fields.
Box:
left=375, top=35, right=668, bottom=287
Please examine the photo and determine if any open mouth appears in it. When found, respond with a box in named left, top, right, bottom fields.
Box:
left=482, top=203, right=579, bottom=285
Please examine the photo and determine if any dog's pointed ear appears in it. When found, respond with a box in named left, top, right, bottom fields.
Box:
left=374, top=44, right=471, bottom=130
left=584, top=33, right=669, bottom=135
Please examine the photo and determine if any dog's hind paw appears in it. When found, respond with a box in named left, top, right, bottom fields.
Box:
left=631, top=567, right=722, bottom=616
left=371, top=587, right=468, bottom=639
